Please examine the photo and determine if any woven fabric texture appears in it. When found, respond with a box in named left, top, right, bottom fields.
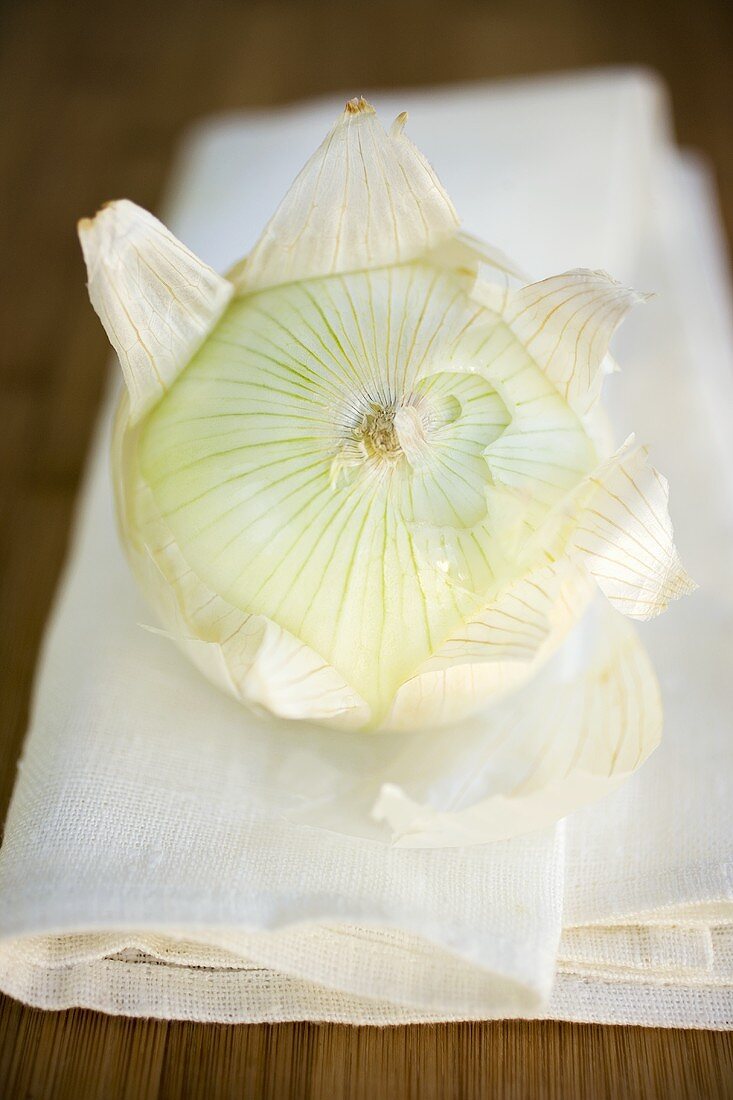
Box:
left=0, top=72, right=731, bottom=1028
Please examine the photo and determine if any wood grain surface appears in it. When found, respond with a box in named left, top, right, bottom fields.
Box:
left=1, top=0, right=732, bottom=1096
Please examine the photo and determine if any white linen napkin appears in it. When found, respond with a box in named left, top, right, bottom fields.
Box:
left=0, top=69, right=730, bottom=1028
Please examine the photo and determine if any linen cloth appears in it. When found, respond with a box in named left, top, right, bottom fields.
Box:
left=0, top=69, right=731, bottom=1028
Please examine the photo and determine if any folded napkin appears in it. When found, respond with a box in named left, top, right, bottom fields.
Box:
left=0, top=69, right=731, bottom=1028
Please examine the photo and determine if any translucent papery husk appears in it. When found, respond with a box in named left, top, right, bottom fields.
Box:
left=86, top=96, right=697, bottom=845
left=300, top=599, right=663, bottom=847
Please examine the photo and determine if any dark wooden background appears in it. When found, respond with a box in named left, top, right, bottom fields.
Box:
left=1, top=0, right=732, bottom=1096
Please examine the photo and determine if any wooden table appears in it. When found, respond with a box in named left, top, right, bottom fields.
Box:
left=1, top=1, right=732, bottom=1095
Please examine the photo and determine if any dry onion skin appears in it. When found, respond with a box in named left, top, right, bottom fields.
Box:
left=79, top=97, right=696, bottom=756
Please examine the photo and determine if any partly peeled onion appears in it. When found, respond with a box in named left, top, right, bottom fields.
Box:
left=78, top=97, right=695, bottom=842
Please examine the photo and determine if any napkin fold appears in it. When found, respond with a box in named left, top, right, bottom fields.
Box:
left=0, top=69, right=731, bottom=1028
